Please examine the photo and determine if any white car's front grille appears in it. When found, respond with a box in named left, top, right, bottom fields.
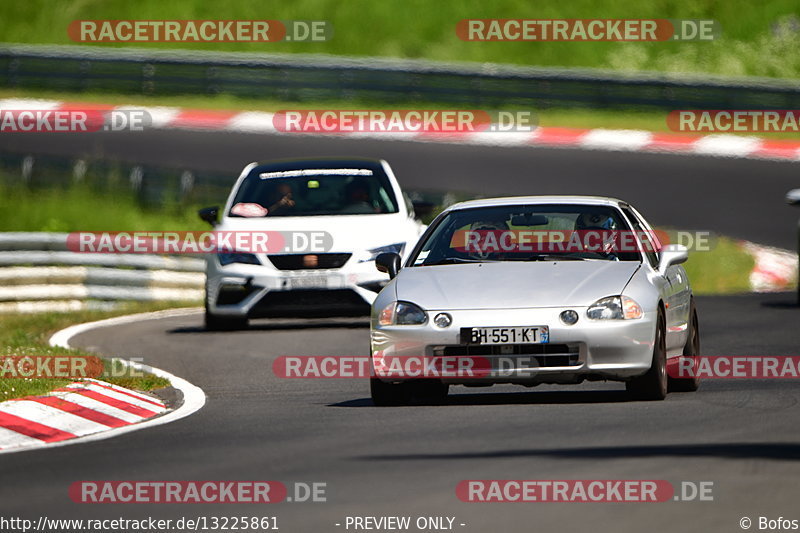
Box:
left=267, top=253, right=352, bottom=270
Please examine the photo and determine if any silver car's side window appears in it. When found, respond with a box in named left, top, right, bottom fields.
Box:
left=620, top=206, right=659, bottom=269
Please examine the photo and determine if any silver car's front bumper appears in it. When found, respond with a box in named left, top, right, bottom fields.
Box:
left=371, top=307, right=657, bottom=385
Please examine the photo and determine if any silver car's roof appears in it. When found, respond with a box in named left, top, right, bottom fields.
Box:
left=446, top=195, right=627, bottom=212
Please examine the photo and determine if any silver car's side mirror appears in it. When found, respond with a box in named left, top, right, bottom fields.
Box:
left=658, top=244, right=688, bottom=274
left=375, top=252, right=402, bottom=279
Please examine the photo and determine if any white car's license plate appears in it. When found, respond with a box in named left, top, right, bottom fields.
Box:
left=462, top=326, right=549, bottom=345
left=288, top=276, right=329, bottom=289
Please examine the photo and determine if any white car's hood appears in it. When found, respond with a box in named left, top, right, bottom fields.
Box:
left=218, top=213, right=418, bottom=253
left=394, top=261, right=641, bottom=309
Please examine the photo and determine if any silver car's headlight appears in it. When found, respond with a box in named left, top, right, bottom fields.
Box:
left=218, top=252, right=260, bottom=266
left=378, top=301, right=427, bottom=326
left=587, top=295, right=643, bottom=320
left=359, top=242, right=405, bottom=263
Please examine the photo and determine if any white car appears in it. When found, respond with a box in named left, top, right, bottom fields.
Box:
left=370, top=196, right=699, bottom=405
left=200, top=158, right=425, bottom=330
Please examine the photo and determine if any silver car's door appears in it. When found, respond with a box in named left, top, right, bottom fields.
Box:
left=629, top=206, right=691, bottom=351
left=664, top=263, right=692, bottom=343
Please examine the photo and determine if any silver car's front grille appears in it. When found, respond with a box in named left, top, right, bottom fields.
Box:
left=431, top=344, right=581, bottom=367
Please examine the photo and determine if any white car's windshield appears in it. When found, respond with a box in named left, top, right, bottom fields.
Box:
left=410, top=204, right=645, bottom=265
left=229, top=167, right=399, bottom=217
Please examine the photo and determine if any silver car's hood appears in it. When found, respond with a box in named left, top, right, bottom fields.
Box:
left=394, top=261, right=641, bottom=310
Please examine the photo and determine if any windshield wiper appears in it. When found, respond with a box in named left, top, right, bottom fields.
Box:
left=424, top=257, right=498, bottom=266
left=524, top=254, right=589, bottom=262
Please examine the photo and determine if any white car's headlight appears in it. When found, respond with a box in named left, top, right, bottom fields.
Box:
left=359, top=242, right=405, bottom=263
left=378, top=301, right=427, bottom=326
left=587, top=295, right=643, bottom=320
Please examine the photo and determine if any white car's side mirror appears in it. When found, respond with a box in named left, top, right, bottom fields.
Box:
left=658, top=244, right=688, bottom=273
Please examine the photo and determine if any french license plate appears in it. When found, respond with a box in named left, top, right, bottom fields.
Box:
left=288, top=275, right=329, bottom=289
left=462, top=326, right=549, bottom=345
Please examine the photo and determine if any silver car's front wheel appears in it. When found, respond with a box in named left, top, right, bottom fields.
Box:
left=370, top=378, right=409, bottom=406
left=626, top=309, right=667, bottom=401
left=669, top=301, right=701, bottom=392
left=370, top=378, right=449, bottom=406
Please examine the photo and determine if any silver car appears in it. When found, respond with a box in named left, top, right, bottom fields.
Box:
left=369, top=196, right=700, bottom=405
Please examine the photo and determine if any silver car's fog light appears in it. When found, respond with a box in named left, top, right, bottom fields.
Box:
left=434, top=313, right=452, bottom=328
left=560, top=310, right=579, bottom=325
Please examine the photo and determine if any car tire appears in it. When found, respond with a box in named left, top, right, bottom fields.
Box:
left=204, top=304, right=248, bottom=331
left=627, top=309, right=668, bottom=401
left=370, top=378, right=410, bottom=406
left=408, top=380, right=449, bottom=405
left=669, top=301, right=701, bottom=392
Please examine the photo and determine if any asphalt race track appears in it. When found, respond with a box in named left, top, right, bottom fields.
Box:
left=2, top=129, right=799, bottom=248
left=2, top=132, right=800, bottom=532
left=2, top=293, right=799, bottom=532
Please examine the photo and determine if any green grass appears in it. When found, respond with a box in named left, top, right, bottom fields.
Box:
left=0, top=184, right=202, bottom=401
left=0, top=301, right=195, bottom=401
left=682, top=236, right=756, bottom=295
left=0, top=182, right=206, bottom=232
left=2, top=0, right=800, bottom=79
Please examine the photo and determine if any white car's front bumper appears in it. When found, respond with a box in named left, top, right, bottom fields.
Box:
left=206, top=254, right=388, bottom=318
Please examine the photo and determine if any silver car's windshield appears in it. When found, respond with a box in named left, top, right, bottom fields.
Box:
left=409, top=204, right=644, bottom=266
left=229, top=168, right=399, bottom=217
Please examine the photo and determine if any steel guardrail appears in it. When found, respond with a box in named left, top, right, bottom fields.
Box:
left=0, top=232, right=204, bottom=313
left=3, top=43, right=800, bottom=109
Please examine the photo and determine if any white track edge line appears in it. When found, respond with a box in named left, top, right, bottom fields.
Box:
left=0, top=307, right=205, bottom=455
